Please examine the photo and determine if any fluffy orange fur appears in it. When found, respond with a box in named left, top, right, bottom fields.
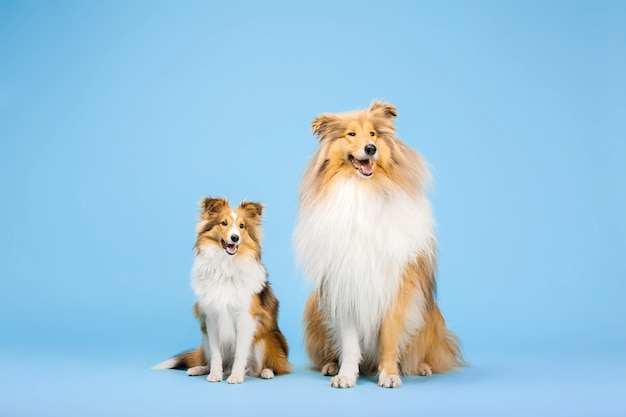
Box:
left=297, top=101, right=464, bottom=388
left=301, top=102, right=429, bottom=201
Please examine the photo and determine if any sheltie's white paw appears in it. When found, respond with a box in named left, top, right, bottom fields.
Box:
left=207, top=371, right=223, bottom=382
left=260, top=368, right=275, bottom=379
left=378, top=371, right=402, bottom=388
left=227, top=373, right=245, bottom=384
left=321, top=362, right=339, bottom=376
left=187, top=365, right=209, bottom=376
left=330, top=375, right=356, bottom=388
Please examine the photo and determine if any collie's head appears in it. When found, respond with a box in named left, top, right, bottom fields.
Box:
left=194, top=197, right=263, bottom=259
left=304, top=101, right=428, bottom=197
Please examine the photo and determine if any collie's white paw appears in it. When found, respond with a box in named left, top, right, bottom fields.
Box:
left=260, top=368, right=275, bottom=379
left=321, top=362, right=339, bottom=376
left=227, top=373, right=245, bottom=384
left=418, top=363, right=433, bottom=376
left=330, top=375, right=356, bottom=388
left=187, top=365, right=210, bottom=376
left=207, top=371, right=223, bottom=382
left=378, top=372, right=402, bottom=388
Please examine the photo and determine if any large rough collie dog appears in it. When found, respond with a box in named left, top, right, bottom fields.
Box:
left=154, top=197, right=291, bottom=383
left=294, top=101, right=463, bottom=388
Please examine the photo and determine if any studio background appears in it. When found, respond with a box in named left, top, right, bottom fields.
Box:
left=1, top=1, right=624, bottom=416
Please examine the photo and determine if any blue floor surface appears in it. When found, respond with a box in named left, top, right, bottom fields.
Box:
left=1, top=349, right=624, bottom=417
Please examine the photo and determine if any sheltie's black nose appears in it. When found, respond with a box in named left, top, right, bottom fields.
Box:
left=364, top=144, right=377, bottom=156
left=230, top=235, right=239, bottom=243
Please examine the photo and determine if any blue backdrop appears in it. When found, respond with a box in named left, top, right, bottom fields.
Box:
left=1, top=1, right=624, bottom=416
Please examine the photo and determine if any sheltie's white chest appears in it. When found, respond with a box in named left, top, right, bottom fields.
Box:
left=295, top=179, right=434, bottom=343
left=191, top=247, right=266, bottom=344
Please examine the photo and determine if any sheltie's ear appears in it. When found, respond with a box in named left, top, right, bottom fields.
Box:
left=311, top=114, right=340, bottom=141
left=200, top=197, right=228, bottom=215
left=239, top=201, right=264, bottom=219
left=368, top=101, right=397, bottom=120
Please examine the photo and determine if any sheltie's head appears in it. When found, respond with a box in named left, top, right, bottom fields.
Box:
left=194, top=197, right=263, bottom=259
left=306, top=101, right=427, bottom=196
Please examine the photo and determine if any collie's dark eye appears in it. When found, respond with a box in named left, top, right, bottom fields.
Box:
left=347, top=132, right=356, bottom=137
left=221, top=221, right=228, bottom=226
left=239, top=223, right=244, bottom=229
left=370, top=131, right=375, bottom=136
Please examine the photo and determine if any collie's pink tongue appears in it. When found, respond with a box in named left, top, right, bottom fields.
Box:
left=351, top=156, right=373, bottom=176
left=360, top=159, right=373, bottom=175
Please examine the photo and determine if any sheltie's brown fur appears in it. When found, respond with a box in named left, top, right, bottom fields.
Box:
left=295, top=101, right=464, bottom=388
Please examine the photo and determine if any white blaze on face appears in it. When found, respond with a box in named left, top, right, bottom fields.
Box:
left=221, top=210, right=241, bottom=256
left=227, top=211, right=240, bottom=243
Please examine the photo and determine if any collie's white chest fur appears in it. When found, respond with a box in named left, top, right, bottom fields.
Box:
left=191, top=246, right=266, bottom=344
left=295, top=179, right=434, bottom=346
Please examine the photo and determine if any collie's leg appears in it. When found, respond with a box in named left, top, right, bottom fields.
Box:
left=378, top=263, right=429, bottom=388
left=331, top=325, right=361, bottom=388
left=398, top=302, right=464, bottom=376
left=303, top=291, right=339, bottom=375
left=378, top=295, right=411, bottom=388
left=414, top=304, right=464, bottom=374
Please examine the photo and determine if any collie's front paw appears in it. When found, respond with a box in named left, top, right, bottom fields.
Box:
left=260, top=368, right=275, bottom=379
left=378, top=371, right=402, bottom=388
left=207, top=371, right=223, bottom=382
left=330, top=375, right=356, bottom=388
left=187, top=365, right=210, bottom=376
left=227, top=373, right=244, bottom=384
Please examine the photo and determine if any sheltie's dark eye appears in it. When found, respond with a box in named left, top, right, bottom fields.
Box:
left=370, top=131, right=375, bottom=136
left=221, top=221, right=228, bottom=226
left=347, top=132, right=356, bottom=137
left=239, top=223, right=244, bottom=229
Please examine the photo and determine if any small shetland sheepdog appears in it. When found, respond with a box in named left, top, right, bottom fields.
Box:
left=294, top=101, right=464, bottom=389
left=153, top=197, right=291, bottom=384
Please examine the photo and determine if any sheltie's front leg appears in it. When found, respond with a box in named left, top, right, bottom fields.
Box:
left=227, top=311, right=256, bottom=384
left=331, top=326, right=361, bottom=388
left=205, top=320, right=224, bottom=383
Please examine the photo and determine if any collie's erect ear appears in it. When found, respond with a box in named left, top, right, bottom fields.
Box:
left=239, top=201, right=264, bottom=219
left=368, top=101, right=398, bottom=120
left=200, top=197, right=228, bottom=214
left=311, top=114, right=340, bottom=141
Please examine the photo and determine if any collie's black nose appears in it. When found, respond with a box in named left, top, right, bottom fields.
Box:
left=364, top=144, right=377, bottom=156
left=230, top=235, right=239, bottom=243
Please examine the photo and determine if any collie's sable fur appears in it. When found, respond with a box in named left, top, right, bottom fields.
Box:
left=153, top=197, right=291, bottom=383
left=294, top=101, right=464, bottom=388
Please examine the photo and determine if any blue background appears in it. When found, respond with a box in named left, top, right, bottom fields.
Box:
left=1, top=1, right=625, bottom=416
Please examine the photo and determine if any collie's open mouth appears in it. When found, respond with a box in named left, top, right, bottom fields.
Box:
left=349, top=155, right=373, bottom=177
left=221, top=240, right=238, bottom=255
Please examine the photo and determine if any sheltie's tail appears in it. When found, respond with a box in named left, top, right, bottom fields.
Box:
left=152, top=346, right=205, bottom=370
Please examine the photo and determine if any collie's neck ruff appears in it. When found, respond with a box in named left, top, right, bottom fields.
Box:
left=294, top=176, right=435, bottom=339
